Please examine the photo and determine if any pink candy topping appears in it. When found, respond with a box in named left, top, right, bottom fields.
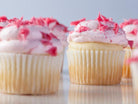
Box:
left=76, top=26, right=90, bottom=32
left=0, top=16, right=8, bottom=22
left=120, top=19, right=138, bottom=36
left=128, top=40, right=134, bottom=49
left=0, top=17, right=67, bottom=56
left=70, top=14, right=120, bottom=34
left=70, top=18, right=86, bottom=26
left=18, top=28, right=30, bottom=40
left=46, top=47, right=57, bottom=56
left=97, top=14, right=119, bottom=34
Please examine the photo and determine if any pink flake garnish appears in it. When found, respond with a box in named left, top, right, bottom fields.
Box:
left=41, top=32, right=52, bottom=40
left=76, top=26, right=89, bottom=32
left=120, top=19, right=138, bottom=28
left=46, top=47, right=57, bottom=56
left=101, top=15, right=109, bottom=22
left=99, top=23, right=108, bottom=31
left=41, top=40, right=52, bottom=46
left=97, top=13, right=119, bottom=34
left=129, top=28, right=137, bottom=35
left=45, top=18, right=58, bottom=26
left=31, top=17, right=45, bottom=26
left=97, top=13, right=103, bottom=22
left=113, top=23, right=119, bottom=34
left=0, top=16, right=8, bottom=22
left=49, top=33, right=58, bottom=39
left=18, top=28, right=30, bottom=40
left=128, top=40, right=134, bottom=49
left=70, top=18, right=86, bottom=26
left=0, top=26, right=3, bottom=29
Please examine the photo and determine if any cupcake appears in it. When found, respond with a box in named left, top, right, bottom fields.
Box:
left=30, top=17, right=68, bottom=72
left=129, top=35, right=138, bottom=104
left=120, top=19, right=138, bottom=78
left=0, top=17, right=67, bottom=94
left=67, top=14, right=128, bottom=85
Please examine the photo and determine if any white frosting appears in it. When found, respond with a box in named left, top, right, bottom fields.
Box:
left=0, top=21, right=9, bottom=27
left=68, top=20, right=128, bottom=47
left=123, top=25, right=138, bottom=40
left=0, top=24, right=65, bottom=55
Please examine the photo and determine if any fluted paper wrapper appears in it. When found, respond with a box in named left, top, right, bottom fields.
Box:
left=131, top=63, right=138, bottom=104
left=0, top=53, right=63, bottom=95
left=122, top=48, right=132, bottom=78
left=67, top=49, right=124, bottom=85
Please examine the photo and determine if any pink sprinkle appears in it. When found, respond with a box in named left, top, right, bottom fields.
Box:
left=120, top=19, right=138, bottom=28
left=30, top=17, right=45, bottom=26
left=113, top=23, right=119, bottom=34
left=18, top=28, right=30, bottom=40
left=129, top=28, right=137, bottom=36
left=99, top=24, right=108, bottom=31
left=110, top=40, right=112, bottom=42
left=41, top=32, right=52, bottom=40
left=70, top=18, right=86, bottom=26
left=46, top=47, right=57, bottom=56
left=101, top=15, right=109, bottom=22
left=49, top=33, right=58, bottom=39
left=97, top=13, right=103, bottom=22
left=0, top=26, right=3, bottom=29
left=41, top=40, right=52, bottom=46
left=0, top=16, right=8, bottom=22
left=128, top=40, right=134, bottom=49
left=45, top=18, right=58, bottom=26
left=76, top=26, right=89, bottom=32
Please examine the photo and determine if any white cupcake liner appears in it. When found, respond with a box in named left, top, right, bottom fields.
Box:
left=122, top=48, right=132, bottom=78
left=0, top=53, right=63, bottom=95
left=67, top=49, right=125, bottom=85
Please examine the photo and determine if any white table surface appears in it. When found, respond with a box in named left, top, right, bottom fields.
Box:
left=0, top=71, right=135, bottom=104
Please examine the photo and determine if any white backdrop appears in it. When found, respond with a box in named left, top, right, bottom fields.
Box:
left=0, top=0, right=137, bottom=70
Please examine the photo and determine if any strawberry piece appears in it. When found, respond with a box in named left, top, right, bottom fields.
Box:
left=41, top=32, right=52, bottom=40
left=46, top=18, right=58, bottom=26
left=49, top=33, right=58, bottom=39
left=41, top=40, right=52, bottom=46
left=129, top=28, right=137, bottom=36
left=0, top=26, right=3, bottom=29
left=0, top=16, right=8, bottom=22
left=76, top=26, right=89, bottom=32
left=128, top=40, right=134, bottom=49
left=70, top=18, right=86, bottom=26
left=113, top=23, right=119, bottom=34
left=46, top=47, right=57, bottom=56
left=18, top=28, right=29, bottom=40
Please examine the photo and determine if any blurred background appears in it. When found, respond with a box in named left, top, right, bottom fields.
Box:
left=0, top=0, right=137, bottom=70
